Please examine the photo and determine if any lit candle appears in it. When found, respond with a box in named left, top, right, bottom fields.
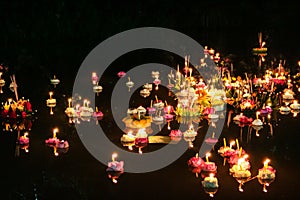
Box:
left=230, top=140, right=235, bottom=149
left=293, top=100, right=298, bottom=105
left=155, top=95, right=159, bottom=103
left=49, top=92, right=53, bottom=99
left=236, top=139, right=239, bottom=150
left=112, top=153, right=118, bottom=162
left=264, top=158, right=270, bottom=169
left=167, top=105, right=171, bottom=114
left=239, top=147, right=243, bottom=157
left=53, top=128, right=58, bottom=139
left=189, top=68, right=192, bottom=78
left=256, top=111, right=260, bottom=119
left=223, top=138, right=227, bottom=147
left=275, top=73, right=278, bottom=78
left=205, top=152, right=211, bottom=162
left=68, top=98, right=72, bottom=108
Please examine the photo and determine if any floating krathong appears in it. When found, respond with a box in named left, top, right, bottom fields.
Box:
left=46, top=92, right=56, bottom=115
left=257, top=159, right=276, bottom=192
left=202, top=173, right=219, bottom=197
left=50, top=75, right=60, bottom=88
left=18, top=132, right=29, bottom=145
left=106, top=153, right=124, bottom=183
left=126, top=77, right=134, bottom=91
left=0, top=72, right=5, bottom=93
left=93, top=83, right=103, bottom=95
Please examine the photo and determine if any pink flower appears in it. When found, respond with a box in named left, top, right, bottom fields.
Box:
left=169, top=130, right=182, bottom=137
left=239, top=116, right=253, bottom=124
left=153, top=79, right=161, bottom=85
left=223, top=149, right=236, bottom=157
left=202, top=162, right=217, bottom=171
left=203, top=107, right=215, bottom=115
left=21, top=111, right=27, bottom=118
left=188, top=157, right=205, bottom=168
left=117, top=71, right=126, bottom=78
left=135, top=137, right=148, bottom=145
left=107, top=161, right=124, bottom=172
left=25, top=101, right=32, bottom=112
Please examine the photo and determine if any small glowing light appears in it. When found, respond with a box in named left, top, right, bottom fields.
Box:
left=112, top=178, right=118, bottom=184
left=111, top=153, right=118, bottom=162
left=229, top=141, right=235, bottom=148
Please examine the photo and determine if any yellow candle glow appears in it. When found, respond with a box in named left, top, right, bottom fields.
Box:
left=155, top=95, right=159, bottom=103
left=189, top=68, right=192, bottom=78
left=256, top=111, right=260, bottom=119
left=230, top=141, right=235, bottom=149
left=223, top=138, right=227, bottom=147
left=239, top=147, right=243, bottom=157
left=68, top=98, right=72, bottom=108
left=112, top=153, right=118, bottom=162
left=264, top=158, right=270, bottom=168
left=205, top=152, right=211, bottom=162
left=53, top=128, right=58, bottom=139
left=49, top=92, right=53, bottom=99
left=236, top=139, right=239, bottom=150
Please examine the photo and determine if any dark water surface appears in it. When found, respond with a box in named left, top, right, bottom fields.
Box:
left=0, top=56, right=300, bottom=200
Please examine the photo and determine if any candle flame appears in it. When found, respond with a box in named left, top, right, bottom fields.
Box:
left=264, top=158, right=270, bottom=167
left=112, top=153, right=118, bottom=161
left=24, top=132, right=29, bottom=138
left=53, top=128, right=58, bottom=138
left=112, top=178, right=118, bottom=184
